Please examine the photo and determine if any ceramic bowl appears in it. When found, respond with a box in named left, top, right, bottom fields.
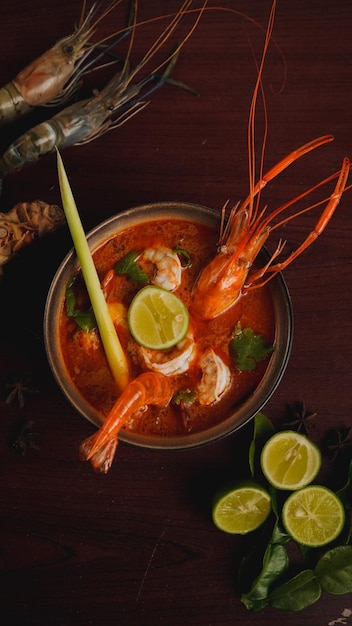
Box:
left=44, top=202, right=293, bottom=449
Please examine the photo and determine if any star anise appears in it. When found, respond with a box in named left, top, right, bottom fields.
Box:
left=327, top=427, right=352, bottom=462
left=12, top=419, right=39, bottom=456
left=282, top=401, right=317, bottom=434
left=4, top=375, right=39, bottom=409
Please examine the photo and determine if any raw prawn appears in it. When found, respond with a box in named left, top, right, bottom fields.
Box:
left=140, top=245, right=182, bottom=291
left=0, top=200, right=65, bottom=274
left=191, top=0, right=350, bottom=320
left=0, top=0, right=206, bottom=181
left=0, top=1, right=126, bottom=126
left=79, top=371, right=173, bottom=472
left=197, top=349, right=230, bottom=406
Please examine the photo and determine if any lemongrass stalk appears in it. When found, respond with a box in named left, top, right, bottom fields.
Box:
left=56, top=150, right=130, bottom=392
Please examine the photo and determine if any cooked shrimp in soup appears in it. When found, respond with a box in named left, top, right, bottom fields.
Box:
left=59, top=217, right=276, bottom=446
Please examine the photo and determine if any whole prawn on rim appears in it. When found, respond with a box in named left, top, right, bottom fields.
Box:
left=0, top=0, right=128, bottom=126
left=191, top=0, right=350, bottom=320
left=0, top=0, right=207, bottom=182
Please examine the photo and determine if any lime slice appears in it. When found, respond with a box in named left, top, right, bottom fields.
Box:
left=212, top=483, right=271, bottom=534
left=282, top=485, right=345, bottom=547
left=260, top=430, right=321, bottom=490
left=128, top=285, right=189, bottom=350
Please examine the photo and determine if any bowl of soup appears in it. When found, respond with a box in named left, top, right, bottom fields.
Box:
left=44, top=202, right=293, bottom=449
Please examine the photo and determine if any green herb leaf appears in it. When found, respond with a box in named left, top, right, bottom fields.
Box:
left=241, top=543, right=289, bottom=611
left=337, top=457, right=352, bottom=509
left=65, top=275, right=78, bottom=318
left=270, top=522, right=291, bottom=546
left=114, top=250, right=148, bottom=284
left=269, top=570, right=321, bottom=611
left=71, top=309, right=97, bottom=333
left=65, top=276, right=96, bottom=332
left=230, top=324, right=275, bottom=371
left=315, top=546, right=352, bottom=594
left=174, top=246, right=192, bottom=267
left=173, top=387, right=197, bottom=405
left=214, top=401, right=352, bottom=612
left=269, top=490, right=291, bottom=545
left=249, top=413, right=275, bottom=477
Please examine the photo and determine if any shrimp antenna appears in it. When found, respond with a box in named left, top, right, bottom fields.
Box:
left=247, top=0, right=277, bottom=221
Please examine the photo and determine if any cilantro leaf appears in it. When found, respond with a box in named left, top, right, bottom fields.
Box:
left=230, top=324, right=275, bottom=371
left=114, top=251, right=148, bottom=284
left=173, top=387, right=197, bottom=405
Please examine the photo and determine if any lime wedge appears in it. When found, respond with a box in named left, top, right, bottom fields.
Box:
left=282, top=485, right=345, bottom=547
left=128, top=285, right=189, bottom=350
left=212, top=483, right=271, bottom=534
left=260, top=430, right=321, bottom=490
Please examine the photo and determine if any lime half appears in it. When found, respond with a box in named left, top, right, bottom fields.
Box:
left=260, top=430, right=321, bottom=490
left=212, top=483, right=271, bottom=534
left=128, top=285, right=189, bottom=350
left=282, top=485, right=345, bottom=547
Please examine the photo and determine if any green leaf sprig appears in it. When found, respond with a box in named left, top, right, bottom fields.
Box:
left=173, top=387, right=197, bottom=406
left=268, top=546, right=352, bottom=611
left=230, top=323, right=275, bottom=371
left=215, top=412, right=352, bottom=612
left=65, top=274, right=96, bottom=332
left=174, top=246, right=192, bottom=267
left=114, top=250, right=148, bottom=284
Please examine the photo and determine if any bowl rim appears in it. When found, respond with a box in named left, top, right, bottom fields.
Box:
left=44, top=201, right=294, bottom=450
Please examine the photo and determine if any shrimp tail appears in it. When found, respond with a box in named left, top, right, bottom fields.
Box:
left=80, top=371, right=173, bottom=473
left=79, top=431, right=118, bottom=474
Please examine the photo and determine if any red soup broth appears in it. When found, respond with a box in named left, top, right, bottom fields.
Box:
left=59, top=218, right=275, bottom=437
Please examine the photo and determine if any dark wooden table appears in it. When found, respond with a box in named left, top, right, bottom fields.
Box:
left=0, top=1, right=351, bottom=624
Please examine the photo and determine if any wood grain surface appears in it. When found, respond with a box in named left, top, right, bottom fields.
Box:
left=0, top=1, right=351, bottom=624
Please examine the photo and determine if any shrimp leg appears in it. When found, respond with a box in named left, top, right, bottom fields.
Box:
left=79, top=372, right=173, bottom=473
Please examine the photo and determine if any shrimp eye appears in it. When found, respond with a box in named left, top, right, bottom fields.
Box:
left=62, top=44, right=74, bottom=55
